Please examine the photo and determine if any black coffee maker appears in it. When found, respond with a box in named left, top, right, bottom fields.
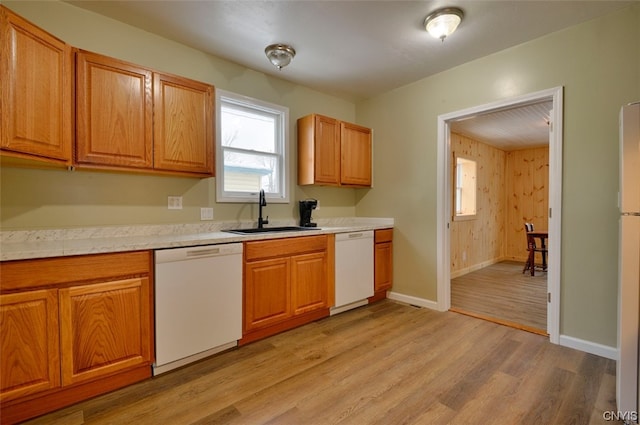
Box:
left=299, top=199, right=318, bottom=227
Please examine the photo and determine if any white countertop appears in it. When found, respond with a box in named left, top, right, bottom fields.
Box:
left=0, top=217, right=394, bottom=261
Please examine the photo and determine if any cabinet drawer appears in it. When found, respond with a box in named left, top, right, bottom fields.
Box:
left=245, top=235, right=327, bottom=262
left=375, top=228, right=393, bottom=243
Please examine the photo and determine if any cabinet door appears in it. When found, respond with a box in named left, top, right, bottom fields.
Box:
left=76, top=51, right=153, bottom=169
left=374, top=241, right=393, bottom=292
left=244, top=258, right=291, bottom=331
left=0, top=289, right=60, bottom=403
left=153, top=73, right=214, bottom=175
left=340, top=122, right=372, bottom=187
left=291, top=251, right=328, bottom=315
left=0, top=6, right=72, bottom=163
left=313, top=115, right=341, bottom=185
left=59, top=278, right=152, bottom=386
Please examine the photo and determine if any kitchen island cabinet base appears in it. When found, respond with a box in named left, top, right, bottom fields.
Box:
left=239, top=307, right=330, bottom=346
left=0, top=364, right=151, bottom=425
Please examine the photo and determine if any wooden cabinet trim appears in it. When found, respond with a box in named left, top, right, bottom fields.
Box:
left=375, top=228, right=393, bottom=243
left=0, top=251, right=153, bottom=292
left=244, top=235, right=328, bottom=262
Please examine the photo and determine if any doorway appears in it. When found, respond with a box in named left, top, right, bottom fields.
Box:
left=436, top=87, right=563, bottom=344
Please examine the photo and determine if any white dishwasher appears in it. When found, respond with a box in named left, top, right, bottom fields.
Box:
left=331, top=231, right=374, bottom=315
left=153, top=243, right=242, bottom=375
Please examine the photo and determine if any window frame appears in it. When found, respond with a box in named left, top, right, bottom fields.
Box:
left=453, top=154, right=477, bottom=221
left=215, top=89, right=290, bottom=203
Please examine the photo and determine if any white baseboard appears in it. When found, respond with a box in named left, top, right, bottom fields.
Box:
left=559, top=334, right=617, bottom=360
left=450, top=256, right=506, bottom=279
left=388, top=293, right=618, bottom=360
left=387, top=291, right=444, bottom=311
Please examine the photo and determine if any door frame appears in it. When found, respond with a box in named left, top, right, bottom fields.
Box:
left=436, top=86, right=563, bottom=344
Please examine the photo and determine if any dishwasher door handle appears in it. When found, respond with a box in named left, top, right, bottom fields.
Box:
left=186, top=248, right=220, bottom=257
left=336, top=231, right=374, bottom=242
left=156, top=243, right=243, bottom=263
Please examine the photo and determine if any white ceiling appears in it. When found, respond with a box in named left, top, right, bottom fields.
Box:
left=65, top=0, right=631, bottom=148
left=450, top=101, right=553, bottom=150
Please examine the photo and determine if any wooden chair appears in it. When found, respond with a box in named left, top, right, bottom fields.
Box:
left=523, top=223, right=547, bottom=276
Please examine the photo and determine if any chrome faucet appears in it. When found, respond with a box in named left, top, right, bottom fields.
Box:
left=258, top=189, right=269, bottom=228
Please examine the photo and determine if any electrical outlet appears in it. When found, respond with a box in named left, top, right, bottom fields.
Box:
left=200, top=207, right=214, bottom=221
left=168, top=196, right=182, bottom=210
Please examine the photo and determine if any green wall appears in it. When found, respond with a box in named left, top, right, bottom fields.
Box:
left=2, top=1, right=639, bottom=349
left=0, top=0, right=359, bottom=228
left=355, top=3, right=640, bottom=347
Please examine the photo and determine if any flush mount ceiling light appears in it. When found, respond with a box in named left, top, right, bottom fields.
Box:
left=265, top=44, right=296, bottom=70
left=424, top=7, right=464, bottom=42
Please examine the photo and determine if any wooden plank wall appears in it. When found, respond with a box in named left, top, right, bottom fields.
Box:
left=450, top=132, right=549, bottom=277
left=450, top=133, right=505, bottom=277
left=504, top=146, right=549, bottom=261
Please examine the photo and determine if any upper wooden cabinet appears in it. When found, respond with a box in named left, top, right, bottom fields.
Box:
left=76, top=51, right=153, bottom=169
left=0, top=6, right=73, bottom=164
left=76, top=50, right=215, bottom=176
left=0, top=7, right=214, bottom=176
left=153, top=72, right=214, bottom=175
left=340, top=121, right=372, bottom=186
left=298, top=114, right=372, bottom=187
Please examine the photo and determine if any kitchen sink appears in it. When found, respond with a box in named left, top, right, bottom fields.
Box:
left=224, top=226, right=320, bottom=235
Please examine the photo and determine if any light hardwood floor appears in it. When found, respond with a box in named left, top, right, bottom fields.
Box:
left=24, top=299, right=619, bottom=425
left=451, top=261, right=547, bottom=333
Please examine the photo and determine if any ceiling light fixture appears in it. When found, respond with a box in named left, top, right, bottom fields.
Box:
left=265, top=44, right=296, bottom=70
left=424, top=7, right=464, bottom=42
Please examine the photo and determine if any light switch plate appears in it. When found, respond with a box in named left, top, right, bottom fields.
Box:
left=168, top=196, right=182, bottom=210
left=200, top=207, right=214, bottom=220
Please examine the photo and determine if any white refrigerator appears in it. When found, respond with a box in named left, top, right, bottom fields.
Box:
left=617, top=101, right=640, bottom=418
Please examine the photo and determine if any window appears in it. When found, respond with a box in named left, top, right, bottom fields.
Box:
left=454, top=155, right=476, bottom=220
left=216, top=90, right=289, bottom=203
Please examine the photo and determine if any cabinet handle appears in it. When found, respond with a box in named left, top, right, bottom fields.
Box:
left=186, top=248, right=220, bottom=257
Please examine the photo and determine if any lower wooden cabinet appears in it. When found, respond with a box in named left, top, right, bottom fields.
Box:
left=241, top=235, right=334, bottom=344
left=291, top=252, right=329, bottom=315
left=59, top=277, right=152, bottom=386
left=370, top=228, right=393, bottom=303
left=245, top=257, right=291, bottom=331
left=0, top=289, right=60, bottom=403
left=0, top=251, right=154, bottom=424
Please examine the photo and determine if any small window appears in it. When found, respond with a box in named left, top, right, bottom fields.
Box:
left=216, top=90, right=289, bottom=203
left=453, top=155, right=477, bottom=220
